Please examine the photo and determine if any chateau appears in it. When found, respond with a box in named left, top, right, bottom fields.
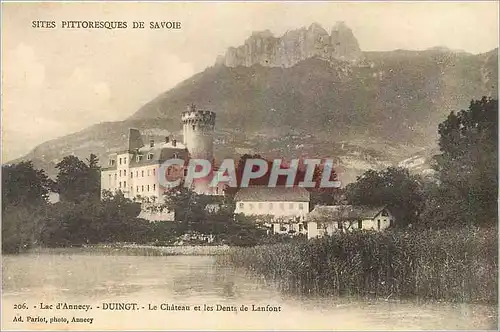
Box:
left=100, top=105, right=224, bottom=220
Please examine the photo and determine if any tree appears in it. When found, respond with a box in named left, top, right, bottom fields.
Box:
left=39, top=190, right=142, bottom=247
left=345, top=167, right=424, bottom=227
left=162, top=187, right=207, bottom=225
left=55, top=154, right=100, bottom=202
left=430, top=97, right=498, bottom=226
left=86, top=153, right=101, bottom=198
left=2, top=161, right=54, bottom=253
left=2, top=204, right=46, bottom=253
left=2, top=161, right=54, bottom=209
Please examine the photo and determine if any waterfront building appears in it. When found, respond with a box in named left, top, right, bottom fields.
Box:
left=234, top=186, right=310, bottom=235
left=306, top=205, right=394, bottom=239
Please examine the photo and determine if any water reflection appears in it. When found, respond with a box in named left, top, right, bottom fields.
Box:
left=2, top=253, right=497, bottom=330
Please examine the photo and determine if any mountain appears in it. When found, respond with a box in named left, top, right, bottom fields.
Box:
left=8, top=23, right=498, bottom=184
left=217, top=22, right=362, bottom=68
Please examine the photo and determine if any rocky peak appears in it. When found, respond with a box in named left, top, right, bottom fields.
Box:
left=251, top=29, right=275, bottom=38
left=219, top=22, right=362, bottom=68
left=308, top=22, right=328, bottom=35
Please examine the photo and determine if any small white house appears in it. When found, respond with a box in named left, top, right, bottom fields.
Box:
left=307, top=205, right=395, bottom=239
left=234, top=186, right=310, bottom=235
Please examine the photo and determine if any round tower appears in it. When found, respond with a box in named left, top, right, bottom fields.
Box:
left=181, top=104, right=216, bottom=162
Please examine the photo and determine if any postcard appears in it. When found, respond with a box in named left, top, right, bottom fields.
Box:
left=1, top=1, right=498, bottom=330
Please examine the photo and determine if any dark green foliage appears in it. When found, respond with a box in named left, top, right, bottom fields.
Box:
left=345, top=167, right=424, bottom=227
left=2, top=205, right=46, bottom=254
left=8, top=190, right=144, bottom=249
left=2, top=161, right=54, bottom=253
left=428, top=97, right=498, bottom=226
left=2, top=161, right=54, bottom=209
left=55, top=154, right=101, bottom=202
left=223, top=214, right=268, bottom=247
left=161, top=187, right=207, bottom=224
left=219, top=227, right=497, bottom=303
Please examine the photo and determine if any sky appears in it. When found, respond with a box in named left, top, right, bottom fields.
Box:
left=2, top=1, right=499, bottom=161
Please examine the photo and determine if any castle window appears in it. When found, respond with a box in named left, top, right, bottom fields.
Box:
left=130, top=172, right=133, bottom=178
left=136, top=186, right=139, bottom=192
left=147, top=169, right=150, bottom=176
left=136, top=171, right=138, bottom=177
left=124, top=157, right=127, bottom=164
left=153, top=184, right=156, bottom=191
left=299, top=203, right=304, bottom=210
left=119, top=158, right=122, bottom=165
left=239, top=203, right=244, bottom=209
left=147, top=185, right=150, bottom=192
left=192, top=125, right=195, bottom=130
left=142, top=170, right=144, bottom=177
left=124, top=181, right=127, bottom=187
left=109, top=160, right=115, bottom=166
left=119, top=170, right=122, bottom=176
left=147, top=153, right=153, bottom=160
left=141, top=185, right=144, bottom=192
left=119, top=181, right=122, bottom=188
left=153, top=169, right=156, bottom=176
left=289, top=203, right=294, bottom=209
left=124, top=170, right=126, bottom=176
left=130, top=186, right=133, bottom=193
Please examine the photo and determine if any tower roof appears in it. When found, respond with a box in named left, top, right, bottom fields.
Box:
left=181, top=104, right=216, bottom=125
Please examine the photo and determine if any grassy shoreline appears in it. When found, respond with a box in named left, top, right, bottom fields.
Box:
left=22, top=244, right=231, bottom=256
left=217, top=227, right=498, bottom=304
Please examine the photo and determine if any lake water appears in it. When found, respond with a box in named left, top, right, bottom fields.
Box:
left=2, top=253, right=497, bottom=330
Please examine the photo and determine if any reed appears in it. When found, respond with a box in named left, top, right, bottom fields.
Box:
left=218, top=226, right=498, bottom=303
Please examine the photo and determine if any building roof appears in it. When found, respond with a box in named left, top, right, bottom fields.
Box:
left=129, top=143, right=189, bottom=169
left=307, top=205, right=388, bottom=221
left=234, top=186, right=310, bottom=202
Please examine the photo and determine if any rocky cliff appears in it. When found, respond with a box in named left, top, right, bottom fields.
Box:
left=217, top=22, right=362, bottom=68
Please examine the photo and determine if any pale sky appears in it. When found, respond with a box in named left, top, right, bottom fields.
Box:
left=2, top=1, right=499, bottom=161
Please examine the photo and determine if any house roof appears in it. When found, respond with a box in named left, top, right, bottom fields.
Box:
left=234, top=186, right=310, bottom=202
left=307, top=205, right=388, bottom=221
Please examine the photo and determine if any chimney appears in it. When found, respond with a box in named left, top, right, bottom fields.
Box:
left=165, top=136, right=170, bottom=144
left=172, top=139, right=177, bottom=147
left=149, top=139, right=154, bottom=148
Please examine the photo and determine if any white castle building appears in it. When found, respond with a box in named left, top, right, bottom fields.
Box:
left=100, top=105, right=224, bottom=221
